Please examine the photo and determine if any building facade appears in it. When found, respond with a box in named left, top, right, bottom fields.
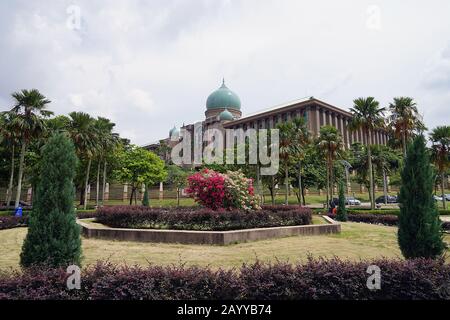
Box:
left=144, top=80, right=388, bottom=161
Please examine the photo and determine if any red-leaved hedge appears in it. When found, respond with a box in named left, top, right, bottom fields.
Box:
left=95, top=205, right=312, bottom=231
left=0, top=216, right=29, bottom=230
left=328, top=213, right=450, bottom=231
left=0, top=258, right=448, bottom=300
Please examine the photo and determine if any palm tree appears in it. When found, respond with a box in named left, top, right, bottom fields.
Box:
left=430, top=126, right=450, bottom=210
left=349, top=97, right=385, bottom=209
left=316, top=126, right=343, bottom=208
left=0, top=112, right=18, bottom=206
left=9, top=89, right=53, bottom=208
left=277, top=122, right=297, bottom=205
left=67, top=112, right=98, bottom=210
left=291, top=117, right=311, bottom=205
left=388, top=97, right=425, bottom=158
left=371, top=145, right=400, bottom=205
left=94, top=117, right=119, bottom=207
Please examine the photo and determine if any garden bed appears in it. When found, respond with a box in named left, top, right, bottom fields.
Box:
left=79, top=206, right=339, bottom=245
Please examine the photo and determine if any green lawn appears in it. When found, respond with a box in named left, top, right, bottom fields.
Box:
left=1, top=220, right=448, bottom=271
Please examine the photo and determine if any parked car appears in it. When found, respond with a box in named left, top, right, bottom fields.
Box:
left=433, top=195, right=444, bottom=201
left=345, top=197, right=361, bottom=206
left=375, top=195, right=398, bottom=204
left=445, top=194, right=450, bottom=201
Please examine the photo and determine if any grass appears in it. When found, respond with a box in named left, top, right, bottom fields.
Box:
left=1, top=221, right=448, bottom=271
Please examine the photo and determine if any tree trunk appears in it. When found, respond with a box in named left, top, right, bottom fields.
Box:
left=177, top=188, right=180, bottom=207
left=284, top=166, right=289, bottom=205
left=402, top=129, right=407, bottom=158
left=83, top=158, right=92, bottom=210
left=79, top=185, right=85, bottom=206
left=383, top=168, right=388, bottom=205
left=301, top=186, right=306, bottom=206
left=326, top=154, right=330, bottom=209
left=101, top=160, right=107, bottom=206
left=270, top=176, right=275, bottom=205
left=367, top=131, right=375, bottom=209
left=5, top=144, right=15, bottom=205
left=129, top=188, right=134, bottom=205
left=15, top=141, right=27, bottom=208
left=441, top=172, right=446, bottom=210
left=96, top=161, right=100, bottom=207
left=298, top=161, right=303, bottom=206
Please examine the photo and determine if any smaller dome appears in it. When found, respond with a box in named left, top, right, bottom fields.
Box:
left=219, top=109, right=234, bottom=121
left=169, top=125, right=179, bottom=138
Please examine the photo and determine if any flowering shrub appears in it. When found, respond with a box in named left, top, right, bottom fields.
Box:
left=96, top=205, right=312, bottom=231
left=186, top=169, right=260, bottom=210
left=1, top=258, right=449, bottom=300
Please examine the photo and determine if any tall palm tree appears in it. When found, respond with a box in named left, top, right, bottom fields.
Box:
left=94, top=117, right=119, bottom=207
left=0, top=112, right=19, bottom=205
left=291, top=117, right=311, bottom=206
left=430, top=126, right=450, bottom=210
left=316, top=126, right=343, bottom=208
left=388, top=97, right=425, bottom=158
left=67, top=112, right=98, bottom=210
left=349, top=97, right=385, bottom=209
left=277, top=122, right=298, bottom=205
left=371, top=145, right=400, bottom=205
left=9, top=89, right=53, bottom=208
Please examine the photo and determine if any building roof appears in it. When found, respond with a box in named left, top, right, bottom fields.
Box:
left=223, top=97, right=352, bottom=127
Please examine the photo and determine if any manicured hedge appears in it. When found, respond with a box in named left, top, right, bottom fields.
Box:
left=328, top=213, right=450, bottom=231
left=347, top=209, right=450, bottom=216
left=95, top=205, right=312, bottom=231
left=0, top=258, right=448, bottom=300
left=0, top=216, right=29, bottom=230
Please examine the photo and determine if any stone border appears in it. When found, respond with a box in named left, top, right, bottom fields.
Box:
left=78, top=216, right=340, bottom=245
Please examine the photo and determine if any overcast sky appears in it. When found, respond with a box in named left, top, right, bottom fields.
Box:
left=0, top=0, right=449, bottom=145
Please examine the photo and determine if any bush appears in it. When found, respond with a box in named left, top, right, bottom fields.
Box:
left=20, top=133, right=82, bottom=268
left=186, top=169, right=259, bottom=210
left=0, top=258, right=448, bottom=300
left=398, top=135, right=445, bottom=259
left=95, top=205, right=312, bottom=231
left=0, top=216, right=29, bottom=230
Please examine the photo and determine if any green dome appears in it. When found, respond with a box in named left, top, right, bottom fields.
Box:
left=219, top=108, right=234, bottom=121
left=206, top=80, right=241, bottom=110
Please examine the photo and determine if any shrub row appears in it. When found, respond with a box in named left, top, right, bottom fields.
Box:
left=95, top=205, right=312, bottom=231
left=0, top=258, right=448, bottom=300
left=328, top=213, right=450, bottom=230
left=347, top=209, right=450, bottom=216
left=0, top=216, right=29, bottom=230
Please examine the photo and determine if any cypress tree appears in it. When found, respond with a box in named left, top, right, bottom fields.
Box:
left=336, top=180, right=348, bottom=221
left=142, top=185, right=149, bottom=207
left=20, top=133, right=81, bottom=268
left=398, top=135, right=445, bottom=259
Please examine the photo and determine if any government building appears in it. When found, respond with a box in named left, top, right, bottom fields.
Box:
left=144, top=80, right=388, bottom=160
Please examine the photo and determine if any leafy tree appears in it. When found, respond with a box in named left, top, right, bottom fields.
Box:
left=291, top=117, right=311, bottom=205
left=336, top=180, right=347, bottom=221
left=388, top=97, right=425, bottom=157
left=8, top=89, right=53, bottom=208
left=316, top=126, right=343, bottom=208
left=371, top=145, right=401, bottom=204
left=398, top=135, right=445, bottom=259
left=429, top=125, right=450, bottom=210
left=349, top=97, right=385, bottom=209
left=166, top=165, right=190, bottom=206
left=20, top=133, right=81, bottom=267
left=114, top=145, right=167, bottom=205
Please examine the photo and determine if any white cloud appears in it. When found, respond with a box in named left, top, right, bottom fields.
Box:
left=0, top=0, right=449, bottom=144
